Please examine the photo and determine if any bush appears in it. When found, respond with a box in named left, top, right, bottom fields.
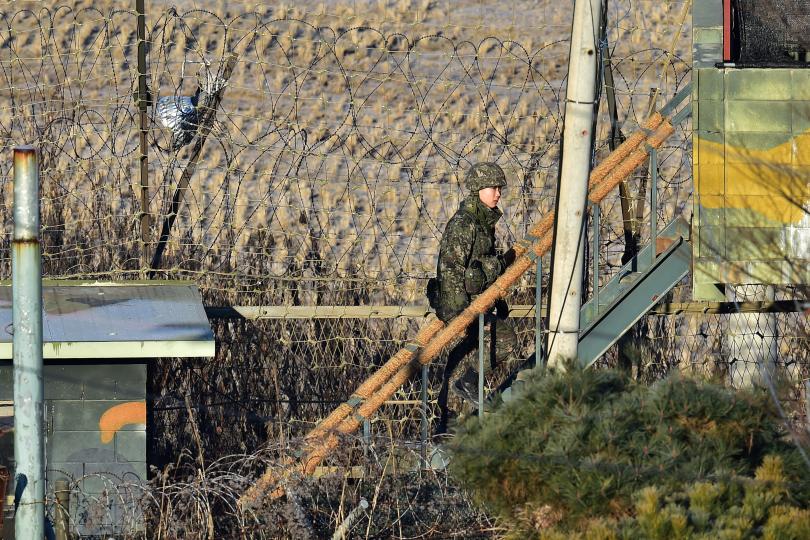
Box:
left=447, top=365, right=810, bottom=538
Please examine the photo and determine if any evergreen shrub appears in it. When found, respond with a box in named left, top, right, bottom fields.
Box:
left=448, top=366, right=810, bottom=538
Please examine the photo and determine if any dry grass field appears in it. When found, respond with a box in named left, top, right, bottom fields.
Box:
left=0, top=0, right=692, bottom=304
left=0, top=2, right=743, bottom=537
left=3, top=2, right=808, bottom=539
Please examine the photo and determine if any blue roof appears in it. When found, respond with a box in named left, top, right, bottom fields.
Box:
left=0, top=281, right=214, bottom=359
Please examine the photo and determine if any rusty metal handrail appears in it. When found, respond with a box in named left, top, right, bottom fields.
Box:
left=238, top=109, right=678, bottom=509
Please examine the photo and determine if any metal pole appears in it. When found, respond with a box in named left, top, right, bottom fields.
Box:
left=54, top=479, right=70, bottom=540
left=805, top=380, right=810, bottom=434
left=420, top=363, right=428, bottom=468
left=592, top=202, right=600, bottom=311
left=546, top=0, right=603, bottom=368
left=12, top=146, right=44, bottom=540
left=331, top=498, right=369, bottom=540
left=649, top=147, right=658, bottom=266
left=478, top=313, right=484, bottom=419
left=136, top=0, right=150, bottom=275
left=535, top=255, right=544, bottom=368
left=362, top=417, right=370, bottom=460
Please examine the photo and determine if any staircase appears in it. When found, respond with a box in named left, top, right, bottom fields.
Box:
left=499, top=216, right=692, bottom=404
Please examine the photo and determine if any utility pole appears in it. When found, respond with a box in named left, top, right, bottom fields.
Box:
left=12, top=146, right=44, bottom=539
left=546, top=0, right=603, bottom=368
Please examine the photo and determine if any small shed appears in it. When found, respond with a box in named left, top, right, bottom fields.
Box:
left=0, top=280, right=214, bottom=537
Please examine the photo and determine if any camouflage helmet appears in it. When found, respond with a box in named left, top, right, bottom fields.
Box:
left=464, top=162, right=507, bottom=192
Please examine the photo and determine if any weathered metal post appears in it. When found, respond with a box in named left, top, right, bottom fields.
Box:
left=420, top=363, right=428, bottom=468
left=535, top=254, right=544, bottom=367
left=591, top=202, right=600, bottom=315
left=12, top=145, right=44, bottom=539
left=54, top=479, right=70, bottom=540
left=648, top=147, right=658, bottom=267
left=478, top=313, right=484, bottom=419
left=805, top=379, right=810, bottom=434
left=136, top=0, right=151, bottom=275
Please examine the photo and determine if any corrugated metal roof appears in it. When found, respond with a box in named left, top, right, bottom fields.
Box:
left=0, top=281, right=214, bottom=359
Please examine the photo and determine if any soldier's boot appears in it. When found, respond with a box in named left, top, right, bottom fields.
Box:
left=451, top=367, right=480, bottom=405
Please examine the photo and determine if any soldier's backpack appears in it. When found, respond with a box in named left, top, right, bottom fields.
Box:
left=427, top=213, right=478, bottom=312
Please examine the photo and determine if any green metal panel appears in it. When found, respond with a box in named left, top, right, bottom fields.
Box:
left=726, top=69, right=792, bottom=100
left=792, top=102, right=810, bottom=131
left=792, top=70, right=810, bottom=99
left=698, top=68, right=724, bottom=101
left=114, top=431, right=147, bottom=464
left=694, top=27, right=723, bottom=44
left=740, top=260, right=791, bottom=284
left=726, top=227, right=786, bottom=259
left=699, top=226, right=726, bottom=258
left=693, top=1, right=722, bottom=27
left=724, top=132, right=793, bottom=162
left=696, top=200, right=724, bottom=227
left=694, top=43, right=723, bottom=68
left=697, top=99, right=724, bottom=132
left=578, top=238, right=692, bottom=368
left=51, top=400, right=143, bottom=432
left=726, top=101, right=792, bottom=132
left=694, top=260, right=725, bottom=283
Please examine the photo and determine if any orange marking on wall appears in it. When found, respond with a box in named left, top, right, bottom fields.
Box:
left=99, top=401, right=146, bottom=444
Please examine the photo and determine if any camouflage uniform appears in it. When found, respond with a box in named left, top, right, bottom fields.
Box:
left=434, top=162, right=518, bottom=433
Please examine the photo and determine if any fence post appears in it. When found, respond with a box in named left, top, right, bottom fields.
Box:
left=136, top=0, right=150, bottom=275
left=420, top=363, right=428, bottom=468
left=535, top=254, right=544, bottom=368
left=649, top=147, right=658, bottom=266
left=805, top=380, right=810, bottom=434
left=478, top=313, right=484, bottom=419
left=362, top=419, right=370, bottom=445
left=54, top=479, right=70, bottom=540
left=592, top=202, right=600, bottom=313
left=805, top=380, right=810, bottom=433
left=12, top=146, right=45, bottom=540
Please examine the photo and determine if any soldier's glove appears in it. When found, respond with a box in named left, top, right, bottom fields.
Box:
left=464, top=260, right=487, bottom=295
left=501, top=248, right=517, bottom=269
left=494, top=298, right=509, bottom=320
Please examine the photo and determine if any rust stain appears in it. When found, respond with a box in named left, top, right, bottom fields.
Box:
left=99, top=401, right=146, bottom=444
left=655, top=237, right=675, bottom=256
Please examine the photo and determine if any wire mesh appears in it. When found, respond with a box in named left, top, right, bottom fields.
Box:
left=0, top=0, right=692, bottom=302
left=0, top=1, right=807, bottom=538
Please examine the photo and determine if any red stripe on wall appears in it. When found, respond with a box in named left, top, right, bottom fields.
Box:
left=723, top=0, right=732, bottom=61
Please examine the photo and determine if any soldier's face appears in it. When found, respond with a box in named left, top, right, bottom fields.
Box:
left=478, top=186, right=501, bottom=209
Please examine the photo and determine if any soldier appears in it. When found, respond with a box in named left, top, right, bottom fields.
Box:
left=434, top=162, right=518, bottom=434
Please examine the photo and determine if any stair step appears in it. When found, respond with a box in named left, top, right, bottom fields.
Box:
left=618, top=271, right=642, bottom=284
left=484, top=218, right=691, bottom=420
left=501, top=386, right=515, bottom=403
left=501, top=379, right=528, bottom=404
